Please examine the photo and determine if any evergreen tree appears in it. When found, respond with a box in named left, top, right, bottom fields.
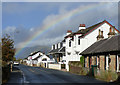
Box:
left=2, top=34, right=15, bottom=62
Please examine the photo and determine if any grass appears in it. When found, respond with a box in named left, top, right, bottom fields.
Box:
left=95, top=70, right=118, bottom=82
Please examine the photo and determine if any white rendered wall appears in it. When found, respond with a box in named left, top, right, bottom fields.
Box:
left=48, top=64, right=61, bottom=70
left=65, top=22, right=119, bottom=71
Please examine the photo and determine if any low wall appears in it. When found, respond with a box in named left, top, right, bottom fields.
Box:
left=48, top=64, right=61, bottom=70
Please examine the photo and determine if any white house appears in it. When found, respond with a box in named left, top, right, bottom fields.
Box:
left=26, top=51, right=43, bottom=66
left=64, top=20, right=120, bottom=71
left=49, top=20, right=120, bottom=71
left=37, top=54, right=55, bottom=68
left=48, top=40, right=66, bottom=63
left=25, top=51, right=55, bottom=67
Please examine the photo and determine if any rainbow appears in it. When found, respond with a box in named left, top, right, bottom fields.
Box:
left=15, top=3, right=106, bottom=58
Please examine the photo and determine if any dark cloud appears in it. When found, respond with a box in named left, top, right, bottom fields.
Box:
left=3, top=2, right=118, bottom=48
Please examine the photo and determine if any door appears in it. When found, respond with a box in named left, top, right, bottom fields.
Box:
left=119, top=55, right=120, bottom=70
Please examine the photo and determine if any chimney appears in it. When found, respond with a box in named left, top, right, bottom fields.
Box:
left=58, top=42, right=61, bottom=48
left=108, top=27, right=115, bottom=38
left=52, top=45, right=53, bottom=50
left=99, top=29, right=101, bottom=35
left=110, top=27, right=112, bottom=32
left=79, top=24, right=86, bottom=30
left=55, top=44, right=57, bottom=49
left=97, top=29, right=104, bottom=41
left=101, top=31, right=104, bottom=37
left=113, top=29, right=115, bottom=34
left=67, top=30, right=72, bottom=35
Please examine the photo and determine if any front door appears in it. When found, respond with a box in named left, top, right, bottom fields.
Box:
left=119, top=55, right=120, bottom=70
left=90, top=57, right=92, bottom=68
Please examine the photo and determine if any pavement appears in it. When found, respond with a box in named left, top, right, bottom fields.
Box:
left=3, top=64, right=115, bottom=85
left=3, top=65, right=24, bottom=85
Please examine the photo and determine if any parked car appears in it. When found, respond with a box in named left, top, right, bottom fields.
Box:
left=13, top=61, right=19, bottom=66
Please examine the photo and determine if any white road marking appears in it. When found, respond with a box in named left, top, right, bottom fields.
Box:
left=20, top=70, right=30, bottom=83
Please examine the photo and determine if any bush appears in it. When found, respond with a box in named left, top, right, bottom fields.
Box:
left=2, top=63, right=11, bottom=84
left=80, top=56, right=84, bottom=67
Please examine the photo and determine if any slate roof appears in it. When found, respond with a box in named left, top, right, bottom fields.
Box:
left=32, top=56, right=41, bottom=60
left=59, top=47, right=65, bottom=53
left=49, top=47, right=65, bottom=54
left=49, top=48, right=61, bottom=54
left=65, top=20, right=120, bottom=39
left=80, top=34, right=120, bottom=55
left=64, top=32, right=75, bottom=38
left=29, top=51, right=41, bottom=56
left=76, top=21, right=103, bottom=35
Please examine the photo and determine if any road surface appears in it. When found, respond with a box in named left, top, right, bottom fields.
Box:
left=18, top=64, right=105, bottom=83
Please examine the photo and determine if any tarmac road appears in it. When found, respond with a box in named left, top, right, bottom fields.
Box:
left=19, top=64, right=104, bottom=83
left=4, top=64, right=109, bottom=85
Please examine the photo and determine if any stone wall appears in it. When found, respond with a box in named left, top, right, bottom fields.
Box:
left=100, top=55, right=105, bottom=70
left=85, top=56, right=89, bottom=68
left=92, top=56, right=96, bottom=65
left=109, top=55, right=116, bottom=71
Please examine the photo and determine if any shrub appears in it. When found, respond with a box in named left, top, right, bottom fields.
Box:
left=95, top=70, right=118, bottom=82
left=2, top=63, right=11, bottom=84
left=80, top=56, right=84, bottom=67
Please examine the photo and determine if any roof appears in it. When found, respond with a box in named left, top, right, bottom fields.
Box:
left=49, top=48, right=61, bottom=54
left=76, top=21, right=103, bottom=35
left=49, top=47, right=65, bottom=54
left=80, top=34, right=120, bottom=55
left=32, top=56, right=41, bottom=60
left=65, top=20, right=120, bottom=39
left=29, top=51, right=41, bottom=56
left=64, top=32, right=74, bottom=38
left=59, top=47, right=65, bottom=53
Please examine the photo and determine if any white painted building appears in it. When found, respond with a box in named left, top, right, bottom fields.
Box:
left=64, top=20, right=120, bottom=71
left=25, top=51, right=55, bottom=67
left=26, top=51, right=43, bottom=66
left=49, top=20, right=120, bottom=71
left=49, top=40, right=66, bottom=63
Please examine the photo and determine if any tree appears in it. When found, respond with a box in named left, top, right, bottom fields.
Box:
left=2, top=34, right=15, bottom=62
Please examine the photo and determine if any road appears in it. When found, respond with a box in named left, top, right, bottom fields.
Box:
left=18, top=64, right=105, bottom=83
left=5, top=64, right=109, bottom=85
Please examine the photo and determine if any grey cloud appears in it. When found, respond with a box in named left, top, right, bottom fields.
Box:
left=4, top=2, right=118, bottom=48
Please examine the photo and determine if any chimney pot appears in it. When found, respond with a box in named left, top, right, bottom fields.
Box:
left=79, top=24, right=86, bottom=30
left=79, top=24, right=85, bottom=27
left=101, top=31, right=103, bottom=36
left=110, top=27, right=112, bottom=32
left=67, top=30, right=72, bottom=33
left=99, top=29, right=101, bottom=35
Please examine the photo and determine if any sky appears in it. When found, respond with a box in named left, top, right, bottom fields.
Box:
left=2, top=1, right=119, bottom=57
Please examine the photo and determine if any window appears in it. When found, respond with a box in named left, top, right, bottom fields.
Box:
left=67, top=52, right=71, bottom=55
left=42, top=58, right=47, bottom=61
left=69, top=40, right=71, bottom=47
left=78, top=38, right=80, bottom=45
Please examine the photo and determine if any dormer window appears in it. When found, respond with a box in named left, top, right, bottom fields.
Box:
left=78, top=38, right=80, bottom=45
left=69, top=40, right=71, bottom=47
